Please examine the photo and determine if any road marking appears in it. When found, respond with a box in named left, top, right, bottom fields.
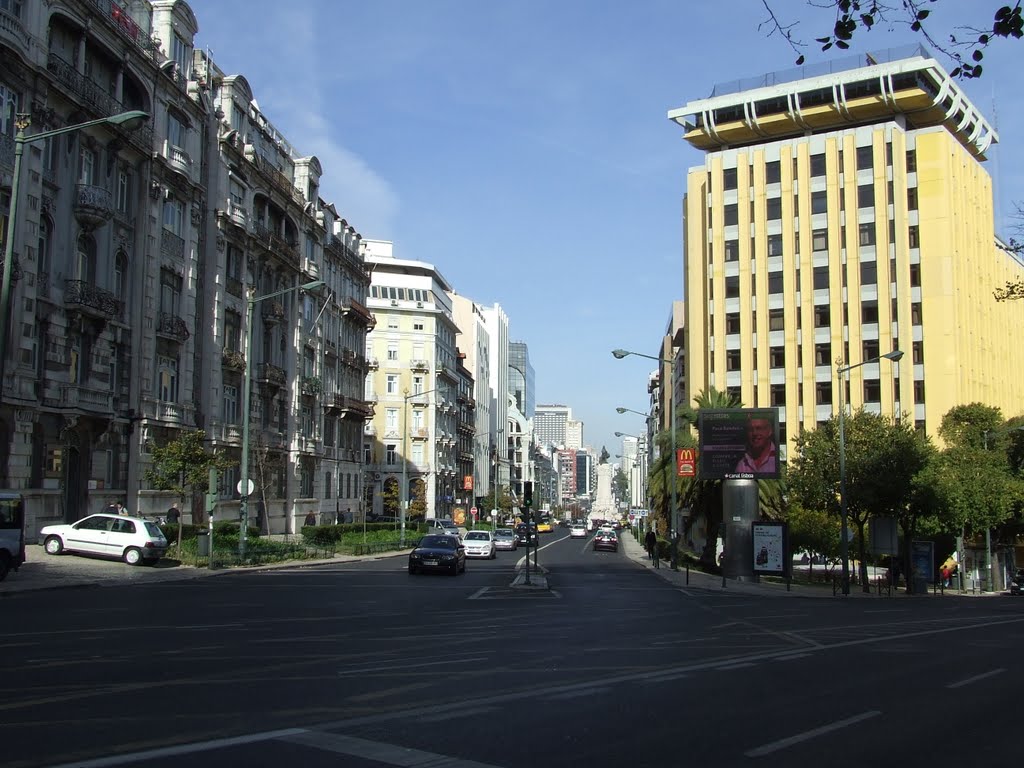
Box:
left=468, top=587, right=490, bottom=599
left=744, top=710, right=881, bottom=757
left=337, top=657, right=489, bottom=677
left=717, top=662, right=756, bottom=670
left=773, top=653, right=811, bottom=661
left=419, top=705, right=500, bottom=722
left=547, top=687, right=612, bottom=700
left=947, top=668, right=1006, bottom=689
left=280, top=730, right=503, bottom=767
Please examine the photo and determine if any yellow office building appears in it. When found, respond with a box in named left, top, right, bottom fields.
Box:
left=668, top=46, right=1024, bottom=455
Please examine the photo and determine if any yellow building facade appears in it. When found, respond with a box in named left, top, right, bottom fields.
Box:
left=669, top=46, right=1024, bottom=456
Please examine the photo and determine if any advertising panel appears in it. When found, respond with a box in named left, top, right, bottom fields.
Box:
left=697, top=408, right=780, bottom=480
left=677, top=448, right=696, bottom=477
left=752, top=521, right=788, bottom=576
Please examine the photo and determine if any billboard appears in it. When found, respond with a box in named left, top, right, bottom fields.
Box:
left=697, top=408, right=780, bottom=481
left=752, top=521, right=788, bottom=576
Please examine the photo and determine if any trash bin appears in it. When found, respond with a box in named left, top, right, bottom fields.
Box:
left=196, top=531, right=210, bottom=557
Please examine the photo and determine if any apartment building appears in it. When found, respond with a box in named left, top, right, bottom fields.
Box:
left=450, top=293, right=494, bottom=500
left=668, top=45, right=1024, bottom=455
left=364, top=241, right=461, bottom=521
left=1, top=1, right=372, bottom=534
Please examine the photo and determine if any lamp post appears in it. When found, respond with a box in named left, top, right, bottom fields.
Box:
left=613, top=349, right=679, bottom=570
left=402, top=386, right=438, bottom=546
left=1, top=110, right=149, bottom=393
left=837, top=349, right=903, bottom=595
left=239, top=279, right=324, bottom=559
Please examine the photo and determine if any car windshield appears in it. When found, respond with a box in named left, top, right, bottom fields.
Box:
left=144, top=522, right=164, bottom=537
left=438, top=520, right=457, bottom=528
left=465, top=532, right=489, bottom=541
left=421, top=536, right=455, bottom=548
left=495, top=529, right=513, bottom=537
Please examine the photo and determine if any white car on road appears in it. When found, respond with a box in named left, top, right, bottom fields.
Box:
left=462, top=530, right=497, bottom=559
left=569, top=524, right=588, bottom=539
left=39, top=513, right=168, bottom=566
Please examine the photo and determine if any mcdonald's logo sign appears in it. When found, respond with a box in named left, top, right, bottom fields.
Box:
left=677, top=448, right=696, bottom=477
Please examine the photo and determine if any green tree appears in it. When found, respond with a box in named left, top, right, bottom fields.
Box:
left=381, top=477, right=400, bottom=518
left=788, top=410, right=931, bottom=588
left=786, top=502, right=842, bottom=577
left=145, top=430, right=236, bottom=547
left=760, top=1, right=1022, bottom=78
left=612, top=466, right=629, bottom=504
left=409, top=478, right=427, bottom=520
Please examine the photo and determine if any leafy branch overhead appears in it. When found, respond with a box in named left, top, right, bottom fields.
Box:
left=760, top=1, right=1022, bottom=78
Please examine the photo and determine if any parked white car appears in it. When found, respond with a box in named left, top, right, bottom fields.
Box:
left=461, top=530, right=497, bottom=559
left=39, top=513, right=168, bottom=566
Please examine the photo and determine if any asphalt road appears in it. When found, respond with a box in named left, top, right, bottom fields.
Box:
left=3, top=529, right=1023, bottom=767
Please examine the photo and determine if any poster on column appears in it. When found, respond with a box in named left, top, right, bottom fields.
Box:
left=698, top=408, right=780, bottom=481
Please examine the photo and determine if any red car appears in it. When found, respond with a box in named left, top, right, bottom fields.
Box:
left=593, top=529, right=618, bottom=552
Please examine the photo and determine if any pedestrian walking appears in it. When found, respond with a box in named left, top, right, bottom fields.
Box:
left=115, top=501, right=129, bottom=516
left=303, top=511, right=317, bottom=527
left=644, top=529, right=660, bottom=569
left=166, top=502, right=181, bottom=526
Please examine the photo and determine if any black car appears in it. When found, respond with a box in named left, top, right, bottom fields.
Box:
left=1011, top=569, right=1024, bottom=595
left=408, top=535, right=466, bottom=576
left=515, top=523, right=538, bottom=547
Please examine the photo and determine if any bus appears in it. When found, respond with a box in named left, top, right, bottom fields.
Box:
left=0, top=493, right=25, bottom=581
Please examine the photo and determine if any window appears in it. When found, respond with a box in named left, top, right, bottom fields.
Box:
left=723, top=204, right=738, bottom=226
left=224, top=310, right=241, bottom=352
left=815, top=382, right=832, bottom=405
left=387, top=343, right=399, bottom=361
left=172, top=33, right=191, bottom=73
left=906, top=150, right=917, bottom=172
left=766, top=197, right=782, bottom=220
left=158, top=356, right=178, bottom=401
left=913, top=340, right=924, bottom=364
left=116, top=169, right=132, bottom=214
left=167, top=111, right=186, bottom=149
left=814, top=305, right=830, bottom=327
left=78, top=147, right=97, bottom=185
left=725, top=313, right=741, bottom=334
left=858, top=222, right=876, bottom=246
left=811, top=191, right=828, bottom=214
left=860, top=261, right=877, bottom=285
left=863, top=379, right=882, bottom=403
left=725, top=276, right=740, bottom=299
left=765, top=160, right=781, bottom=184
left=767, top=234, right=783, bottom=257
left=303, top=346, right=315, bottom=378
left=908, top=225, right=920, bottom=248
left=907, top=187, right=918, bottom=210
left=726, top=350, right=741, bottom=371
left=856, top=145, right=873, bottom=170
left=769, top=308, right=785, bottom=331
left=862, top=300, right=879, bottom=323
left=862, top=339, right=880, bottom=360
left=300, top=459, right=314, bottom=498
left=857, top=184, right=874, bottom=209
left=909, top=263, right=921, bottom=287
left=768, top=272, right=783, bottom=294
left=113, top=251, right=126, bottom=299
left=724, top=239, right=739, bottom=262
left=770, top=384, right=786, bottom=406
left=769, top=347, right=785, bottom=368
left=810, top=153, right=826, bottom=176
left=386, top=374, right=398, bottom=395
left=723, top=167, right=737, bottom=190
left=412, top=409, right=424, bottom=431
left=386, top=315, right=399, bottom=330
left=914, top=380, right=925, bottom=403
left=162, top=197, right=184, bottom=235
left=223, top=384, right=238, bottom=423
left=412, top=318, right=425, bottom=331
left=911, top=302, right=922, bottom=325
left=386, top=444, right=398, bottom=465
left=812, top=266, right=829, bottom=290
left=815, top=343, right=830, bottom=366
left=811, top=229, right=828, bottom=252
left=159, top=269, right=181, bottom=315
left=386, top=408, right=398, bottom=431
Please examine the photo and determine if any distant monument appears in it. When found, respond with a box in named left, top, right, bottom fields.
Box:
left=593, top=464, right=615, bottom=519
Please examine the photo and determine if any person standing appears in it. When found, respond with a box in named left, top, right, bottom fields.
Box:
left=166, top=503, right=181, bottom=526
left=303, top=511, right=317, bottom=527
left=644, top=528, right=660, bottom=569
left=115, top=501, right=129, bottom=516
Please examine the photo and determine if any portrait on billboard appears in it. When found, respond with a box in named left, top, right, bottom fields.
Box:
left=697, top=408, right=781, bottom=480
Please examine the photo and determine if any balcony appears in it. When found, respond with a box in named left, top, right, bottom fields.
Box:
left=163, top=140, right=192, bottom=177
left=251, top=220, right=299, bottom=268
left=366, top=357, right=379, bottom=370
left=74, top=184, right=114, bottom=230
left=142, top=399, right=196, bottom=426
left=222, top=349, right=246, bottom=372
left=226, top=201, right=248, bottom=229
left=301, top=376, right=322, bottom=397
left=161, top=229, right=185, bottom=261
left=156, top=312, right=190, bottom=342
left=0, top=8, right=31, bottom=59
left=261, top=301, right=285, bottom=324
left=324, top=235, right=370, bottom=279
left=58, top=383, right=113, bottom=413
left=63, top=279, right=123, bottom=321
left=210, top=420, right=243, bottom=443
left=341, top=298, right=376, bottom=329
left=410, top=359, right=429, bottom=372
left=245, top=148, right=305, bottom=206
left=302, top=258, right=320, bottom=280
left=255, top=362, right=286, bottom=388
left=412, top=428, right=429, bottom=440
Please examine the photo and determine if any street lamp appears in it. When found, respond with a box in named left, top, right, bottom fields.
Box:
left=837, top=349, right=903, bottom=595
left=613, top=349, right=679, bottom=570
left=1, top=110, right=150, bottom=392
left=239, top=279, right=324, bottom=559
left=402, top=386, right=438, bottom=546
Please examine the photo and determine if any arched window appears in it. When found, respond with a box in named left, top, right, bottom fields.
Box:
left=114, top=250, right=128, bottom=299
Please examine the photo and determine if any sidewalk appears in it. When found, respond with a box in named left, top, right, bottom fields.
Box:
left=619, top=530, right=996, bottom=599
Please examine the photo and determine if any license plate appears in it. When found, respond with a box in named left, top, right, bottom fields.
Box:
left=424, top=560, right=438, bottom=566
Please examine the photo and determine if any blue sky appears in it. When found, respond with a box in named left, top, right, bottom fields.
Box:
left=192, top=1, right=1023, bottom=459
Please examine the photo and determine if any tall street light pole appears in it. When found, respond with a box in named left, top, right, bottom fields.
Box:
left=240, top=279, right=324, bottom=559
left=613, top=349, right=679, bottom=570
left=1, top=110, right=149, bottom=394
left=402, top=386, right=437, bottom=547
left=837, top=349, right=903, bottom=595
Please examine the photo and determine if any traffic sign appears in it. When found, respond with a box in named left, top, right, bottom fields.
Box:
left=236, top=478, right=255, bottom=496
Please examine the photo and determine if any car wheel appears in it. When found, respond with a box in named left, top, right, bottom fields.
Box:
left=450, top=562, right=458, bottom=576
left=0, top=554, right=9, bottom=582
left=490, top=549, right=496, bottom=560
left=123, top=547, right=143, bottom=566
left=44, top=536, right=64, bottom=556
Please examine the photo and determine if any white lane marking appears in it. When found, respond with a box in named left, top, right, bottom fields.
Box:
left=337, top=656, right=489, bottom=677
left=547, top=687, right=612, bottom=700
left=947, top=668, right=1006, bottom=689
left=419, top=705, right=501, bottom=723
left=281, top=730, right=503, bottom=767
left=745, top=711, right=882, bottom=757
left=773, top=653, right=811, bottom=661
left=468, top=587, right=490, bottom=599
left=48, top=728, right=307, bottom=767
left=717, top=662, right=756, bottom=671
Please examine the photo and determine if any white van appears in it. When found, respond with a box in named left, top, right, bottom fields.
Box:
left=425, top=518, right=463, bottom=537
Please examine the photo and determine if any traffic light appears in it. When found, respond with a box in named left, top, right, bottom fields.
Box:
left=523, top=481, right=533, bottom=508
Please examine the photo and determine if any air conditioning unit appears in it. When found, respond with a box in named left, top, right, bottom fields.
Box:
left=390, top=300, right=399, bottom=307
left=416, top=301, right=424, bottom=308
